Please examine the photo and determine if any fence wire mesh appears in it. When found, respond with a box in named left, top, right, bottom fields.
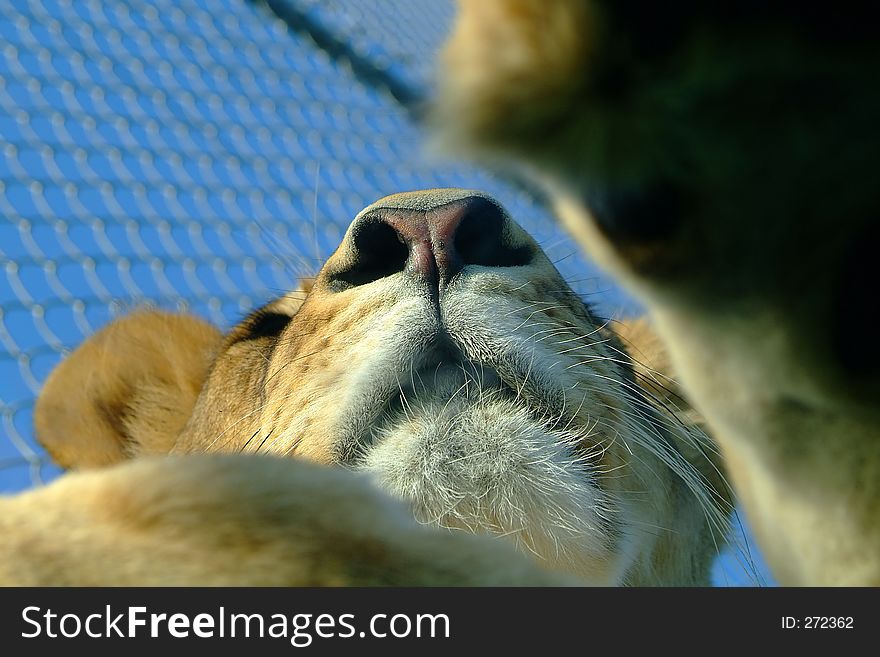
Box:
left=0, top=0, right=765, bottom=585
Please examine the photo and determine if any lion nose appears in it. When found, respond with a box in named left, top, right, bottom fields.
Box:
left=333, top=195, right=533, bottom=290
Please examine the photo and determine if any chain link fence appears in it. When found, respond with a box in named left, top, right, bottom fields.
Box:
left=0, top=0, right=766, bottom=584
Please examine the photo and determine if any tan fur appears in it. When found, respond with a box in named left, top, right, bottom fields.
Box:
left=0, top=456, right=566, bottom=585
left=3, top=190, right=731, bottom=586
left=436, top=0, right=880, bottom=585
left=35, top=311, right=222, bottom=468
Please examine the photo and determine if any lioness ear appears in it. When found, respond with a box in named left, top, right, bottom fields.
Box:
left=34, top=311, right=222, bottom=469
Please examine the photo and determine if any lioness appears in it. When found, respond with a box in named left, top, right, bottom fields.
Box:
left=434, top=0, right=879, bottom=585
left=1, top=189, right=729, bottom=585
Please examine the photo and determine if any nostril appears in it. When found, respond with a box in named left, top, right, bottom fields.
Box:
left=454, top=197, right=534, bottom=269
left=328, top=194, right=535, bottom=292
left=330, top=219, right=408, bottom=289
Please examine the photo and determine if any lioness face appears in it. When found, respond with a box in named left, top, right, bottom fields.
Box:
left=37, top=189, right=728, bottom=585
left=436, top=0, right=880, bottom=584
left=179, top=189, right=719, bottom=584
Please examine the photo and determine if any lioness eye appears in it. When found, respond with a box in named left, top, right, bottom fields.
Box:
left=588, top=178, right=686, bottom=243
